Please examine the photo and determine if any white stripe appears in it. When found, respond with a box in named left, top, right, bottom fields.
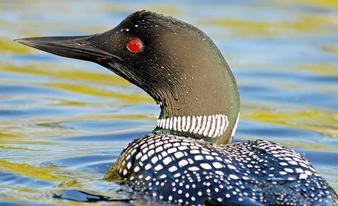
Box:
left=183, top=116, right=191, bottom=132
left=182, top=116, right=186, bottom=132
left=163, top=118, right=166, bottom=129
left=225, top=116, right=229, bottom=131
left=220, top=115, right=227, bottom=134
left=231, top=112, right=240, bottom=137
left=198, top=116, right=207, bottom=135
left=162, top=119, right=166, bottom=128
left=189, top=116, right=196, bottom=133
left=208, top=115, right=216, bottom=137
left=194, top=116, right=202, bottom=133
left=203, top=116, right=212, bottom=136
left=177, top=116, right=182, bottom=132
left=165, top=118, right=170, bottom=129
left=157, top=119, right=161, bottom=127
left=169, top=117, right=173, bottom=130
left=173, top=117, right=177, bottom=130
left=214, top=115, right=222, bottom=136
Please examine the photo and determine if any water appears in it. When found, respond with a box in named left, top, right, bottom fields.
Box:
left=0, top=0, right=337, bottom=205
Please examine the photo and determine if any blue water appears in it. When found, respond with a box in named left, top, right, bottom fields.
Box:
left=0, top=0, right=337, bottom=205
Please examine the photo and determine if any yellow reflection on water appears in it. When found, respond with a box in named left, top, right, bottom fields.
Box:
left=277, top=0, right=338, bottom=9
left=42, top=82, right=151, bottom=103
left=0, top=38, right=32, bottom=54
left=205, top=15, right=335, bottom=37
left=0, top=160, right=69, bottom=182
left=0, top=62, right=132, bottom=88
left=302, top=64, right=338, bottom=77
left=242, top=103, right=338, bottom=139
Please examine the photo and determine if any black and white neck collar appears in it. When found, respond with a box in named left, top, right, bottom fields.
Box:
left=156, top=114, right=238, bottom=139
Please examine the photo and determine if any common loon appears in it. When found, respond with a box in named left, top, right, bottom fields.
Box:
left=16, top=10, right=337, bottom=206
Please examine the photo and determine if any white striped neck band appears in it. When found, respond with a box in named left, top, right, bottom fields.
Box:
left=156, top=114, right=229, bottom=138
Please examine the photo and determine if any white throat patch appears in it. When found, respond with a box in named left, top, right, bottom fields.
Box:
left=157, top=114, right=229, bottom=138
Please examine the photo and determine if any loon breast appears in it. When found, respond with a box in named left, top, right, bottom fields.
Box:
left=110, top=134, right=336, bottom=206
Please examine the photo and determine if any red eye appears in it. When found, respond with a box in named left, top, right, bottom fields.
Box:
left=127, top=38, right=143, bottom=54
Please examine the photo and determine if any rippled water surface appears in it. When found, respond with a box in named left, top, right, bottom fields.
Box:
left=0, top=0, right=337, bottom=205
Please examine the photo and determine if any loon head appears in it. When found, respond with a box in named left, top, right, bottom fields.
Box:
left=16, top=10, right=240, bottom=144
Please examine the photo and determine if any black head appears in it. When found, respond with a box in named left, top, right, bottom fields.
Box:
left=16, top=11, right=240, bottom=144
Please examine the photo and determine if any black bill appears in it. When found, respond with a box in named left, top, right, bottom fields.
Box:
left=15, top=35, right=119, bottom=62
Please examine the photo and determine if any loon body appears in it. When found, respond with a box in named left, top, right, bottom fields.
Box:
left=16, top=11, right=337, bottom=206
left=112, top=134, right=334, bottom=205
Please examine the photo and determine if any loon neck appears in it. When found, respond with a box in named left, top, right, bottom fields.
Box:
left=151, top=63, right=240, bottom=144
left=156, top=114, right=231, bottom=139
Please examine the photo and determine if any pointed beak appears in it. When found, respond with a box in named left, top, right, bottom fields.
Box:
left=15, top=35, right=119, bottom=62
